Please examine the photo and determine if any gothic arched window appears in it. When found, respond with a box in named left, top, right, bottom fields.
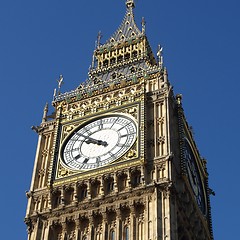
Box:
left=110, top=230, right=115, bottom=240
left=123, top=226, right=129, bottom=240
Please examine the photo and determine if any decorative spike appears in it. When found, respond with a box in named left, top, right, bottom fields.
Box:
left=141, top=17, right=146, bottom=34
left=57, top=74, right=64, bottom=95
left=42, top=103, right=48, bottom=122
left=163, top=67, right=168, bottom=82
left=126, top=0, right=135, bottom=9
left=176, top=94, right=183, bottom=105
left=42, top=102, right=48, bottom=122
left=157, top=44, right=163, bottom=68
left=97, top=31, right=102, bottom=49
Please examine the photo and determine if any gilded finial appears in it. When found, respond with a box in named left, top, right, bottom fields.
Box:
left=141, top=17, right=146, bottom=34
left=157, top=44, right=163, bottom=69
left=53, top=75, right=64, bottom=99
left=57, top=74, right=64, bottom=95
left=126, top=0, right=135, bottom=9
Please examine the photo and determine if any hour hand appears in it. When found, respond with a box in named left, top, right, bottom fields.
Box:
left=75, top=132, right=107, bottom=146
left=85, top=139, right=108, bottom=147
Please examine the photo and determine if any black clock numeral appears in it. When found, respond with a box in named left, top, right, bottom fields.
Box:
left=120, top=132, right=136, bottom=138
left=83, top=158, right=89, bottom=164
left=117, top=143, right=131, bottom=148
left=80, top=127, right=92, bottom=136
left=109, top=152, right=116, bottom=159
left=117, top=122, right=132, bottom=131
left=98, top=119, right=103, bottom=130
left=65, top=148, right=79, bottom=153
left=109, top=117, right=119, bottom=129
left=69, top=139, right=77, bottom=142
left=96, top=156, right=100, bottom=165
left=74, top=154, right=81, bottom=160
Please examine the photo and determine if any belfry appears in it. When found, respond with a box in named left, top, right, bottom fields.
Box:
left=25, top=1, right=213, bottom=239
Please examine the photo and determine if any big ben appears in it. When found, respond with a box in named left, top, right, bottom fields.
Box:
left=25, top=1, right=213, bottom=239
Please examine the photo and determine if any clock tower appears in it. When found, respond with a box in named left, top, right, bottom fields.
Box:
left=25, top=1, right=213, bottom=239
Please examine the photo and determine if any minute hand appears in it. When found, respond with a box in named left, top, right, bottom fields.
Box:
left=75, top=132, right=108, bottom=146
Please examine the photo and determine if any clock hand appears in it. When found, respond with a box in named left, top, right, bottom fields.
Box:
left=85, top=139, right=108, bottom=147
left=75, top=132, right=108, bottom=147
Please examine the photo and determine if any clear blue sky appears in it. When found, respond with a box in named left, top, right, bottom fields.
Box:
left=0, top=0, right=239, bottom=239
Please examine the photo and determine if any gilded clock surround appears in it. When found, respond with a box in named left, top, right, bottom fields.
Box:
left=25, top=1, right=213, bottom=240
left=55, top=103, right=143, bottom=182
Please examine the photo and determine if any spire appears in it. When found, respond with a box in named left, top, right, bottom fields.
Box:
left=104, top=0, right=142, bottom=45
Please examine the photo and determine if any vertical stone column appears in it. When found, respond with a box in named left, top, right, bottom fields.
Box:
left=41, top=134, right=50, bottom=188
left=73, top=183, right=78, bottom=205
left=155, top=165, right=158, bottom=182
left=130, top=203, right=136, bottom=240
left=100, top=177, right=104, bottom=197
left=26, top=133, right=43, bottom=218
left=140, top=165, right=145, bottom=185
left=114, top=172, right=118, bottom=194
left=89, top=212, right=94, bottom=240
left=31, top=218, right=39, bottom=240
left=102, top=210, right=107, bottom=240
left=153, top=102, right=158, bottom=158
left=75, top=217, right=80, bottom=240
left=87, top=181, right=91, bottom=200
left=60, top=187, right=65, bottom=207
left=42, top=221, right=50, bottom=240
left=146, top=195, right=154, bottom=239
left=116, top=207, right=121, bottom=240
left=61, top=221, right=67, bottom=240
left=127, top=170, right=131, bottom=189
left=144, top=196, right=149, bottom=240
left=48, top=190, right=52, bottom=211
left=162, top=186, right=171, bottom=240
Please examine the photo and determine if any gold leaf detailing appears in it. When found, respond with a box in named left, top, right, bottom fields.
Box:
left=121, top=106, right=138, bottom=119
left=127, top=149, right=136, bottom=158
left=58, top=165, right=70, bottom=177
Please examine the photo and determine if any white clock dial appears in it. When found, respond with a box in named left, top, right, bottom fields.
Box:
left=61, top=115, right=137, bottom=171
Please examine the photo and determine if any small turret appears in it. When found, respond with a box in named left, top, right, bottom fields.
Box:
left=42, top=102, right=48, bottom=123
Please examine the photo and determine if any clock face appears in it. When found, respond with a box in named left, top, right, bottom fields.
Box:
left=61, top=114, right=137, bottom=171
left=183, top=138, right=206, bottom=215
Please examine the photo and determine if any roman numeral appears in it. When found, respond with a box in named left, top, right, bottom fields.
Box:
left=83, top=158, right=89, bottom=164
left=117, top=122, right=131, bottom=131
left=117, top=143, right=131, bottom=148
left=109, top=152, right=116, bottom=159
left=120, top=132, right=136, bottom=138
left=74, top=154, right=81, bottom=160
left=98, top=119, right=103, bottom=130
left=110, top=117, right=119, bottom=129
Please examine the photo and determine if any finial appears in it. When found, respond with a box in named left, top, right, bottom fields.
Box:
left=42, top=102, right=48, bottom=122
left=96, top=31, right=102, bottom=49
left=176, top=94, right=182, bottom=105
left=141, top=17, right=146, bottom=34
left=126, top=0, right=135, bottom=9
left=157, top=44, right=163, bottom=69
left=57, top=74, right=64, bottom=95
left=163, top=67, right=168, bottom=83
